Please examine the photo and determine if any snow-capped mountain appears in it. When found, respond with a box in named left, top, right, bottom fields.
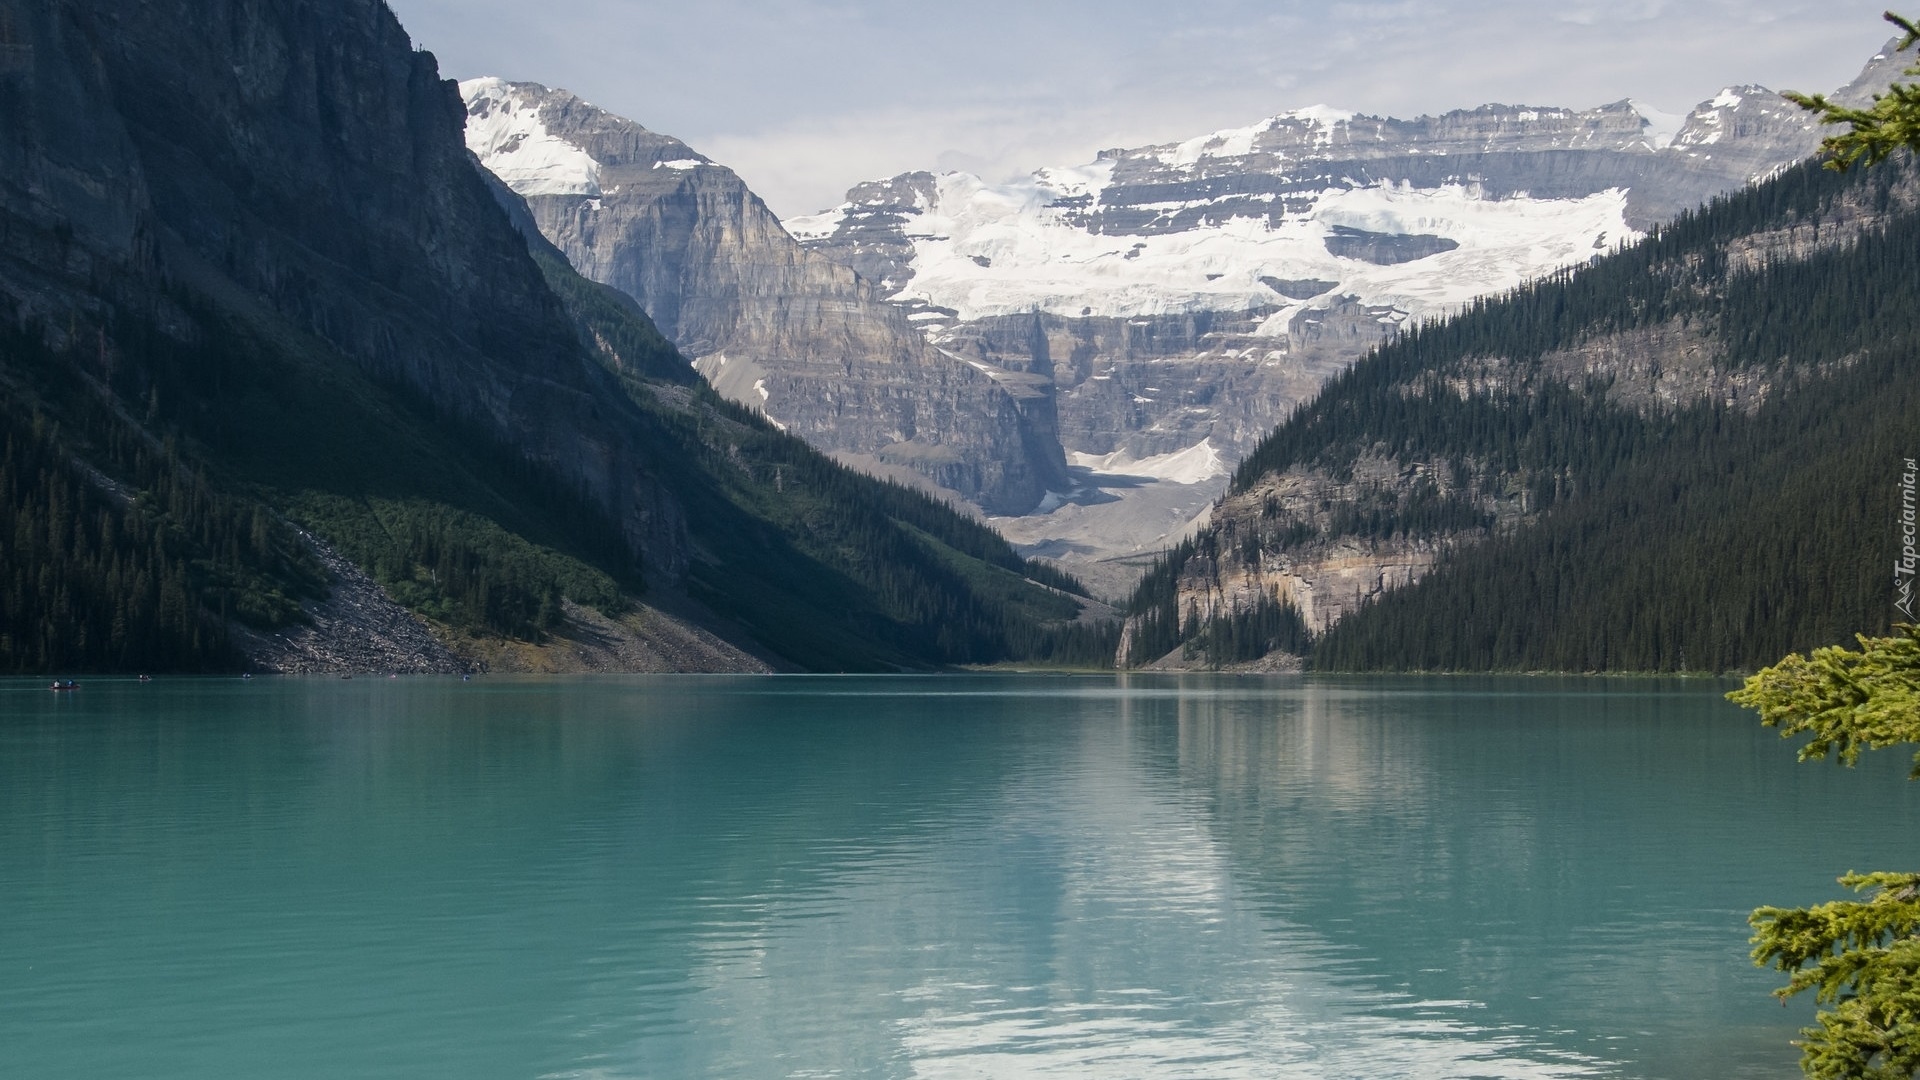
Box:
left=460, top=78, right=1071, bottom=515
left=786, top=61, right=1902, bottom=577
left=791, top=90, right=1827, bottom=330
left=460, top=46, right=1900, bottom=588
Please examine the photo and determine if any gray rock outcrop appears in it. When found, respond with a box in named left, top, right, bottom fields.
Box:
left=461, top=80, right=1071, bottom=514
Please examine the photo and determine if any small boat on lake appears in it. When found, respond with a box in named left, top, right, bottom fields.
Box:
left=49, top=680, right=78, bottom=691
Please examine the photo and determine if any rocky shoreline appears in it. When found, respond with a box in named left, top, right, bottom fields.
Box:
left=234, top=531, right=776, bottom=675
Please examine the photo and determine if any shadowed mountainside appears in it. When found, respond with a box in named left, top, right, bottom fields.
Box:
left=0, top=0, right=1113, bottom=673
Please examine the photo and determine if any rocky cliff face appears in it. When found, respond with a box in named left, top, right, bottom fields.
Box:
left=789, top=54, right=1903, bottom=571
left=460, top=79, right=1070, bottom=515
left=1, top=0, right=689, bottom=577
left=1115, top=454, right=1458, bottom=668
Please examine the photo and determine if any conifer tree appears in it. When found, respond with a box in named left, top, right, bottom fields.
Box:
left=1726, top=27, right=1920, bottom=1074
left=1788, top=12, right=1920, bottom=170
left=1731, top=628, right=1920, bottom=1079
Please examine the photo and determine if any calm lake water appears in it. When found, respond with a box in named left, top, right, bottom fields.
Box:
left=3, top=675, right=1916, bottom=1079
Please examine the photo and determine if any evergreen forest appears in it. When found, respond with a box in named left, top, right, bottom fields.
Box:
left=0, top=238, right=1115, bottom=674
left=1127, top=155, right=1920, bottom=672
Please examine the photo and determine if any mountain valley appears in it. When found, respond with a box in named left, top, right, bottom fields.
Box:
left=458, top=48, right=1902, bottom=597
left=787, top=75, right=1902, bottom=580
left=3, top=0, right=1912, bottom=676
left=1122, top=152, right=1920, bottom=671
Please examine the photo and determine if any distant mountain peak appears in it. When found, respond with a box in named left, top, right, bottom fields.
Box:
left=775, top=58, right=1871, bottom=565
left=460, top=78, right=604, bottom=197
left=458, top=79, right=1073, bottom=514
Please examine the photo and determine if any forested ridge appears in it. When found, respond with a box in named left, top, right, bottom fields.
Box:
left=0, top=222, right=1113, bottom=674
left=0, top=327, right=322, bottom=672
left=0, top=0, right=1129, bottom=675
left=543, top=256, right=1117, bottom=671
left=1127, top=154, right=1920, bottom=672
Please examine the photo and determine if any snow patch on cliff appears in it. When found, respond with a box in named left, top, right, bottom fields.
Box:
left=781, top=211, right=840, bottom=242
left=460, top=77, right=602, bottom=197
left=1157, top=106, right=1358, bottom=168
left=1070, top=440, right=1228, bottom=485
left=1672, top=86, right=1773, bottom=152
left=1167, top=119, right=1273, bottom=167
left=1629, top=100, right=1687, bottom=150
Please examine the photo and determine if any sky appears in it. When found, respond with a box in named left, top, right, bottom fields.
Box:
left=386, top=0, right=1898, bottom=218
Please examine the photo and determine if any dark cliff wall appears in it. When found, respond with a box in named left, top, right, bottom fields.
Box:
left=3, top=0, right=688, bottom=573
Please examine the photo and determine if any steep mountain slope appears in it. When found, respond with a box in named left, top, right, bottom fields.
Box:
left=460, top=78, right=1071, bottom=516
left=0, top=0, right=1109, bottom=673
left=1120, top=153, right=1920, bottom=672
left=790, top=53, right=1904, bottom=574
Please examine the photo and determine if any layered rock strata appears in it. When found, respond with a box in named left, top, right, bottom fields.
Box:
left=460, top=79, right=1070, bottom=514
left=790, top=52, right=1905, bottom=568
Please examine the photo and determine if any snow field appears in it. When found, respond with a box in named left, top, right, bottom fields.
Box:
left=817, top=167, right=1639, bottom=324
left=459, top=78, right=603, bottom=197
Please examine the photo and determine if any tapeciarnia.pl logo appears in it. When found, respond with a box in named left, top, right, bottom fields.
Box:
left=1898, top=457, right=1918, bottom=620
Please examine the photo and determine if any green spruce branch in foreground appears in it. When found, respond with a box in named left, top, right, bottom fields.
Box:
left=1789, top=13, right=1920, bottom=171
left=1731, top=628, right=1920, bottom=1080
left=1727, top=18, right=1920, bottom=1076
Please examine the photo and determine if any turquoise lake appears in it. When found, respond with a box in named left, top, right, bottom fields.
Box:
left=3, top=675, right=1916, bottom=1079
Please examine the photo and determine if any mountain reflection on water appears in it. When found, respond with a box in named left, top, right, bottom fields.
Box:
left=2, top=675, right=1914, bottom=1079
